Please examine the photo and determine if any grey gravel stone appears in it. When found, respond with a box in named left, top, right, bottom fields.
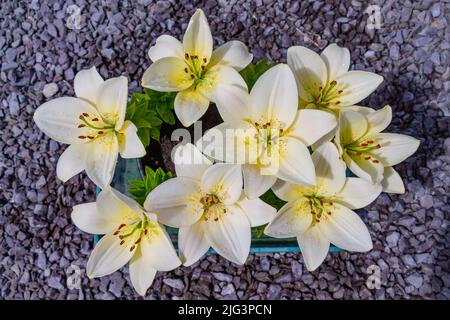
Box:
left=1, top=0, right=448, bottom=301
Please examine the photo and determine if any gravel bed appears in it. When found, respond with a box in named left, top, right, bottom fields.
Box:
left=0, top=0, right=449, bottom=300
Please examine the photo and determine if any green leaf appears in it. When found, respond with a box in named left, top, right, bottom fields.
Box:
left=127, top=166, right=173, bottom=205
left=239, top=58, right=273, bottom=90
left=260, top=189, right=286, bottom=210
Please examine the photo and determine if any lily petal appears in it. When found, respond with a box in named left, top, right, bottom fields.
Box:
left=242, top=164, right=277, bottom=199
left=265, top=199, right=312, bottom=238
left=182, top=9, right=213, bottom=61
left=142, top=57, right=194, bottom=92
left=249, top=64, right=298, bottom=129
left=71, top=202, right=120, bottom=235
left=201, top=164, right=243, bottom=205
left=179, top=221, right=210, bottom=266
left=208, top=65, right=249, bottom=121
left=297, top=226, right=330, bottom=271
left=343, top=152, right=384, bottom=183
left=237, top=196, right=276, bottom=227
left=140, top=225, right=181, bottom=271
left=129, top=248, right=157, bottom=296
left=381, top=167, right=405, bottom=194
left=173, top=142, right=212, bottom=180
left=209, top=40, right=253, bottom=71
left=74, top=66, right=104, bottom=105
left=148, top=35, right=184, bottom=62
left=98, top=187, right=143, bottom=220
left=198, top=120, right=259, bottom=164
left=144, top=177, right=202, bottom=228
left=370, top=133, right=420, bottom=166
left=174, top=87, right=210, bottom=127
left=85, top=132, right=119, bottom=189
left=117, top=120, right=146, bottom=158
left=204, top=205, right=251, bottom=265
left=271, top=179, right=303, bottom=202
left=338, top=109, right=368, bottom=145
left=33, top=97, right=100, bottom=144
left=365, top=105, right=392, bottom=136
left=320, top=44, right=350, bottom=80
left=318, top=203, right=372, bottom=252
left=56, top=144, right=87, bottom=182
left=311, top=142, right=346, bottom=196
left=288, top=109, right=337, bottom=146
left=335, top=71, right=383, bottom=106
left=335, top=177, right=382, bottom=209
left=96, top=76, right=128, bottom=130
left=287, top=46, right=327, bottom=102
left=86, top=232, right=134, bottom=278
left=277, top=137, right=316, bottom=186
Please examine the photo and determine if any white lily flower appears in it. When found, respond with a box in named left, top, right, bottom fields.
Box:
left=71, top=187, right=180, bottom=296
left=197, top=64, right=337, bottom=199
left=335, top=105, right=420, bottom=193
left=142, top=9, right=253, bottom=127
left=287, top=43, right=383, bottom=114
left=144, top=143, right=276, bottom=266
left=265, top=142, right=382, bottom=271
left=33, top=67, right=145, bottom=188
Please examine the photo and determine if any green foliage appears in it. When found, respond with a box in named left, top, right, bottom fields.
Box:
left=239, top=59, right=273, bottom=90
left=260, top=189, right=286, bottom=210
left=253, top=225, right=266, bottom=238
left=127, top=166, right=173, bottom=205
left=125, top=89, right=176, bottom=147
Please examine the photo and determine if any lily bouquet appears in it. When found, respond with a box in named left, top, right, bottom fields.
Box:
left=33, top=9, right=419, bottom=296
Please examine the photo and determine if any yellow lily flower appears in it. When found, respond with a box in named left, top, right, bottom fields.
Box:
left=287, top=44, right=383, bottom=114
left=335, top=105, right=420, bottom=193
left=33, top=67, right=145, bottom=188
left=265, top=142, right=381, bottom=271
left=142, top=9, right=253, bottom=127
left=72, top=187, right=180, bottom=296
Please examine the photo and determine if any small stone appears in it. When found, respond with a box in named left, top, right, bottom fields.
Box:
left=386, top=231, right=400, bottom=247
left=406, top=274, right=423, bottom=289
left=419, top=195, right=434, bottom=209
left=163, top=278, right=185, bottom=291
left=43, top=83, right=59, bottom=98
left=212, top=272, right=233, bottom=282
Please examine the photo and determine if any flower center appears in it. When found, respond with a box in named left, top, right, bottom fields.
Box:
left=113, top=215, right=159, bottom=252
left=311, top=80, right=344, bottom=109
left=200, top=193, right=227, bottom=222
left=345, top=139, right=382, bottom=164
left=184, top=53, right=209, bottom=82
left=77, top=112, right=115, bottom=141
left=306, top=195, right=334, bottom=225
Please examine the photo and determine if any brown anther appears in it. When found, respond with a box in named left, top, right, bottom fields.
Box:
left=201, top=65, right=205, bottom=70
left=280, top=128, right=284, bottom=133
left=367, top=140, right=374, bottom=144
left=203, top=58, right=207, bottom=63
left=355, top=152, right=362, bottom=156
left=87, top=136, right=95, bottom=140
left=315, top=219, right=320, bottom=223
left=338, top=90, right=343, bottom=94
left=129, top=246, right=135, bottom=252
left=372, top=159, right=380, bottom=163
left=91, top=118, right=99, bottom=121
left=376, top=144, right=381, bottom=149
left=119, top=235, right=124, bottom=240
left=184, top=67, right=188, bottom=73
left=365, top=156, right=371, bottom=160
left=320, top=200, right=324, bottom=206
left=361, top=143, right=368, bottom=147
left=113, top=230, right=119, bottom=235
left=214, top=218, right=219, bottom=221
left=79, top=115, right=84, bottom=120
left=185, top=53, right=189, bottom=60
left=78, top=124, right=86, bottom=128
left=98, top=131, right=104, bottom=134
left=311, top=211, right=315, bottom=215
left=144, top=229, right=148, bottom=235
left=327, top=211, right=332, bottom=215
left=118, top=224, right=126, bottom=230
left=82, top=113, right=89, bottom=117
left=330, top=80, right=337, bottom=86
left=120, top=240, right=125, bottom=245
left=329, top=201, right=333, bottom=205
left=223, top=209, right=226, bottom=213
left=134, top=238, right=141, bottom=244
left=319, top=86, right=323, bottom=91
left=190, top=74, right=195, bottom=79
left=335, top=101, right=341, bottom=105
left=78, top=136, right=86, bottom=139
